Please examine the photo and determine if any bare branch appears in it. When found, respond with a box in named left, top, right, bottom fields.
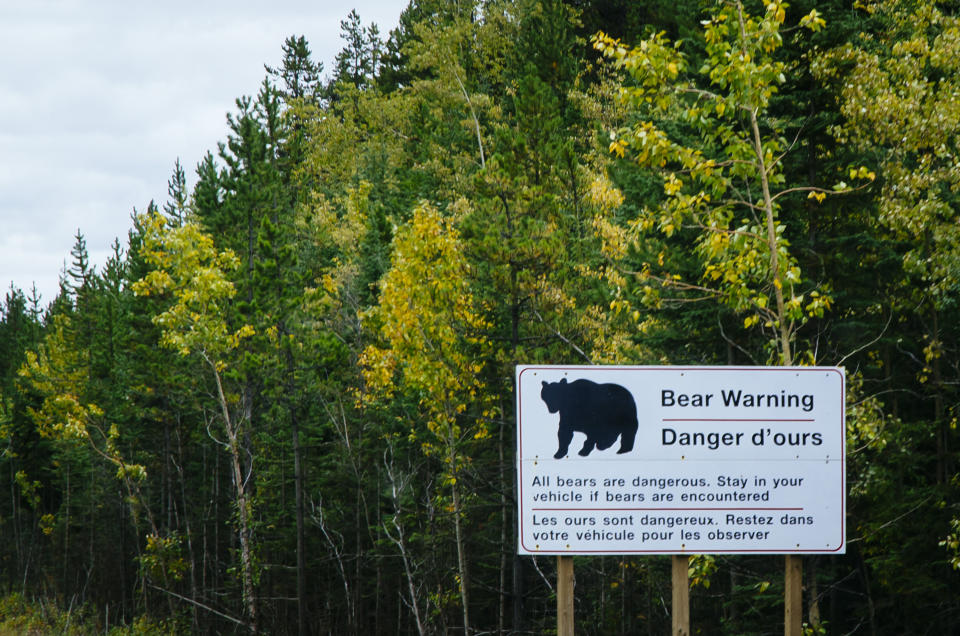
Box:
left=717, top=315, right=760, bottom=365
left=771, top=179, right=874, bottom=205
left=837, top=312, right=894, bottom=367
left=532, top=308, right=592, bottom=363
left=147, top=584, right=247, bottom=629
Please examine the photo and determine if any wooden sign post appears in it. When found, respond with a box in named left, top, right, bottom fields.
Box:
left=557, top=555, right=574, bottom=636
left=785, top=555, right=803, bottom=636
left=672, top=556, right=690, bottom=636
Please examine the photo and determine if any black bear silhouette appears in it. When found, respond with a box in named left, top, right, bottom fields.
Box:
left=540, top=378, right=638, bottom=458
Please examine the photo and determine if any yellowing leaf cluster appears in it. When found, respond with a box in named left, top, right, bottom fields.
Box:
left=132, top=212, right=254, bottom=367
left=591, top=0, right=842, bottom=364
left=17, top=314, right=147, bottom=484
left=361, top=203, right=492, bottom=458
left=815, top=0, right=960, bottom=304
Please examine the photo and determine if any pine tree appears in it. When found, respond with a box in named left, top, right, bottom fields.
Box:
left=265, top=35, right=323, bottom=103
left=330, top=10, right=382, bottom=92
left=163, top=159, right=189, bottom=226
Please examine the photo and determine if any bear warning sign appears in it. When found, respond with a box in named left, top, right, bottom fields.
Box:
left=516, top=366, right=845, bottom=555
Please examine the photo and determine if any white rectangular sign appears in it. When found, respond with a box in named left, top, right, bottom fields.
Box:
left=516, top=366, right=845, bottom=555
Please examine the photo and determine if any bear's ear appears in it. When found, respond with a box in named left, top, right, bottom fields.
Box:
left=541, top=381, right=548, bottom=388
left=560, top=378, right=567, bottom=384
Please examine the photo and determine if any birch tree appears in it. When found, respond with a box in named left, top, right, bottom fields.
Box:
left=361, top=202, right=491, bottom=635
left=592, top=0, right=870, bottom=365
left=132, top=212, right=260, bottom=633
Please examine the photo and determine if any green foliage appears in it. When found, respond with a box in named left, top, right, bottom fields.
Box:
left=815, top=0, right=960, bottom=308
left=330, top=9, right=382, bottom=93
left=2, top=2, right=960, bottom=633
left=18, top=313, right=146, bottom=483
left=591, top=0, right=858, bottom=364
left=362, top=202, right=491, bottom=450
left=132, top=212, right=252, bottom=364
left=688, top=553, right=717, bottom=589
left=265, top=34, right=324, bottom=102
left=814, top=0, right=960, bottom=608
left=0, top=593, right=174, bottom=635
left=139, top=532, right=189, bottom=583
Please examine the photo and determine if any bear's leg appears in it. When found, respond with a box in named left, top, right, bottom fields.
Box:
left=555, top=425, right=573, bottom=459
left=595, top=433, right=616, bottom=451
left=579, top=437, right=597, bottom=456
left=617, top=420, right=638, bottom=454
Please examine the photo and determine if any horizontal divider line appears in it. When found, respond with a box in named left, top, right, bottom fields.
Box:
left=661, top=418, right=816, bottom=422
left=530, top=507, right=804, bottom=511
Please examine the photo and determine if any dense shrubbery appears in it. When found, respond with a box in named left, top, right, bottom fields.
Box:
left=0, top=594, right=173, bottom=635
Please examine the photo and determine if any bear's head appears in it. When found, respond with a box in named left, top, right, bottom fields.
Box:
left=540, top=378, right=567, bottom=414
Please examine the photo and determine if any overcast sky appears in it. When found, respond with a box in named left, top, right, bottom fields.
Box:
left=0, top=1, right=404, bottom=307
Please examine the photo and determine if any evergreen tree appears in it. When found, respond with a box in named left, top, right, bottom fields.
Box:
left=266, top=34, right=323, bottom=103
left=330, top=10, right=382, bottom=93
left=163, top=159, right=189, bottom=226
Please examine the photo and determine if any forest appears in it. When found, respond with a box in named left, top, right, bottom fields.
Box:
left=1, top=0, right=959, bottom=633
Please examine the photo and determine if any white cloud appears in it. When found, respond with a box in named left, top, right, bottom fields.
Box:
left=0, top=1, right=405, bottom=307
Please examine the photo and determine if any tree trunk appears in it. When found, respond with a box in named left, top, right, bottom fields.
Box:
left=175, top=426, right=201, bottom=632
left=498, top=414, right=508, bottom=635
left=291, top=406, right=307, bottom=636
left=931, top=308, right=947, bottom=484
left=750, top=107, right=792, bottom=366
left=807, top=556, right=820, bottom=629
left=212, top=363, right=258, bottom=633
left=274, top=321, right=308, bottom=634
left=229, top=434, right=258, bottom=634
left=384, top=453, right=426, bottom=636
left=450, top=444, right=471, bottom=635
